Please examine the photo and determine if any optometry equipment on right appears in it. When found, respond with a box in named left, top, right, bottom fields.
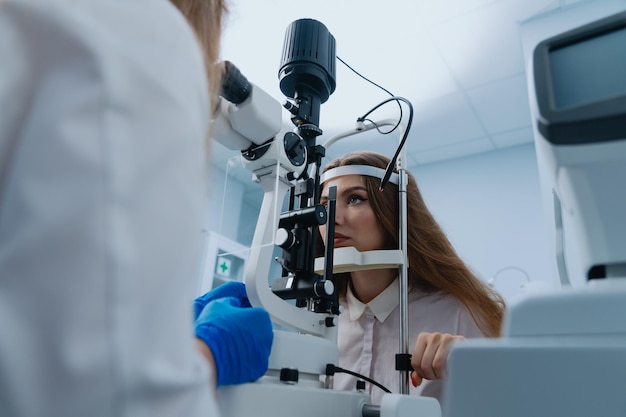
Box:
left=442, top=8, right=626, bottom=417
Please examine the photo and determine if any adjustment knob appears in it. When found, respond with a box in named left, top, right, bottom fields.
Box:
left=280, top=368, right=299, bottom=385
left=356, top=379, right=366, bottom=392
left=283, top=132, right=306, bottom=166
left=275, top=228, right=297, bottom=250
left=325, top=316, right=337, bottom=327
left=314, top=279, right=334, bottom=297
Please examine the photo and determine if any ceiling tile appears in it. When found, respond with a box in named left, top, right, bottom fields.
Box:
left=465, top=73, right=532, bottom=134
left=400, top=35, right=460, bottom=103
left=491, top=126, right=534, bottom=148
left=410, top=92, right=487, bottom=150
left=518, top=0, right=560, bottom=21
left=410, top=137, right=495, bottom=165
left=427, top=1, right=525, bottom=89
left=425, top=0, right=557, bottom=89
left=416, top=0, right=500, bottom=24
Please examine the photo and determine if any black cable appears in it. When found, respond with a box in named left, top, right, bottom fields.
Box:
left=337, top=56, right=402, bottom=135
left=327, top=364, right=391, bottom=394
left=357, top=97, right=414, bottom=191
left=362, top=118, right=398, bottom=136
left=336, top=56, right=395, bottom=97
left=336, top=57, right=415, bottom=191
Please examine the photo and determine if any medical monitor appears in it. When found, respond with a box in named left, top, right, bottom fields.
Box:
left=533, top=10, right=626, bottom=145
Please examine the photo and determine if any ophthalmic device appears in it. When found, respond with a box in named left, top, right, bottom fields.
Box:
left=442, top=7, right=626, bottom=417
left=209, top=18, right=439, bottom=417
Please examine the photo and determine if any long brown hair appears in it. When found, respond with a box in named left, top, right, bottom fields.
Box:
left=170, top=0, right=228, bottom=110
left=319, top=151, right=505, bottom=337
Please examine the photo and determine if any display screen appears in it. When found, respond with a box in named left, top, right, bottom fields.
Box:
left=550, top=26, right=626, bottom=109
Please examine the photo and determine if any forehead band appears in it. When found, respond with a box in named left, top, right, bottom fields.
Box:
left=320, top=165, right=399, bottom=185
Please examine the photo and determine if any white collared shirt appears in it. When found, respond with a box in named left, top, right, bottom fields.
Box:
left=346, top=276, right=400, bottom=323
left=335, top=278, right=484, bottom=406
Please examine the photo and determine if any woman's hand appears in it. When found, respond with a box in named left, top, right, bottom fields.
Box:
left=410, top=332, right=465, bottom=387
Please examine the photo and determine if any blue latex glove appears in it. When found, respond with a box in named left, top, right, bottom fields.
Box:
left=195, top=296, right=273, bottom=387
left=194, top=281, right=249, bottom=320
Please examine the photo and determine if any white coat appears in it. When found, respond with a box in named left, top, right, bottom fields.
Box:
left=0, top=1, right=218, bottom=416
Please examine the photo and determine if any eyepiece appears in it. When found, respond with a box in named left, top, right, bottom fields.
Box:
left=220, top=61, right=252, bottom=105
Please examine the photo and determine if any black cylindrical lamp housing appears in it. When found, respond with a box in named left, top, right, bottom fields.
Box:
left=279, top=18, right=337, bottom=126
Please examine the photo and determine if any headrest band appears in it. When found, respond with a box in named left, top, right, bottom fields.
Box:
left=320, top=165, right=399, bottom=185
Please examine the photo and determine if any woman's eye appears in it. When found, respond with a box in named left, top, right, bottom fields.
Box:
left=348, top=195, right=365, bottom=205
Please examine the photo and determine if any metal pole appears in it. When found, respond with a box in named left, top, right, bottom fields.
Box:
left=397, top=141, right=410, bottom=394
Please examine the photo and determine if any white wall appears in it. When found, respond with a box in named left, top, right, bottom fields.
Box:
left=413, top=143, right=554, bottom=301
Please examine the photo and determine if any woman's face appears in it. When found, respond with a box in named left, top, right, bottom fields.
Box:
left=319, top=174, right=386, bottom=252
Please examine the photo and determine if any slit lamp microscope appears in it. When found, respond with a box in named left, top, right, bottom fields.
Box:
left=209, top=18, right=439, bottom=417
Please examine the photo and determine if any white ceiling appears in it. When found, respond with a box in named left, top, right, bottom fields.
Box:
left=210, top=0, right=591, bottom=194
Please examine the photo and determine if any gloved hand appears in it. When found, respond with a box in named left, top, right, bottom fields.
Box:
left=194, top=281, right=249, bottom=320
left=195, top=295, right=273, bottom=387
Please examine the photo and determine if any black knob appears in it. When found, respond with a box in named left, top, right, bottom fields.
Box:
left=283, top=132, right=306, bottom=166
left=279, top=367, right=299, bottom=384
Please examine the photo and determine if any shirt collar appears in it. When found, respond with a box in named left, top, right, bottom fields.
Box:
left=346, top=278, right=399, bottom=322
